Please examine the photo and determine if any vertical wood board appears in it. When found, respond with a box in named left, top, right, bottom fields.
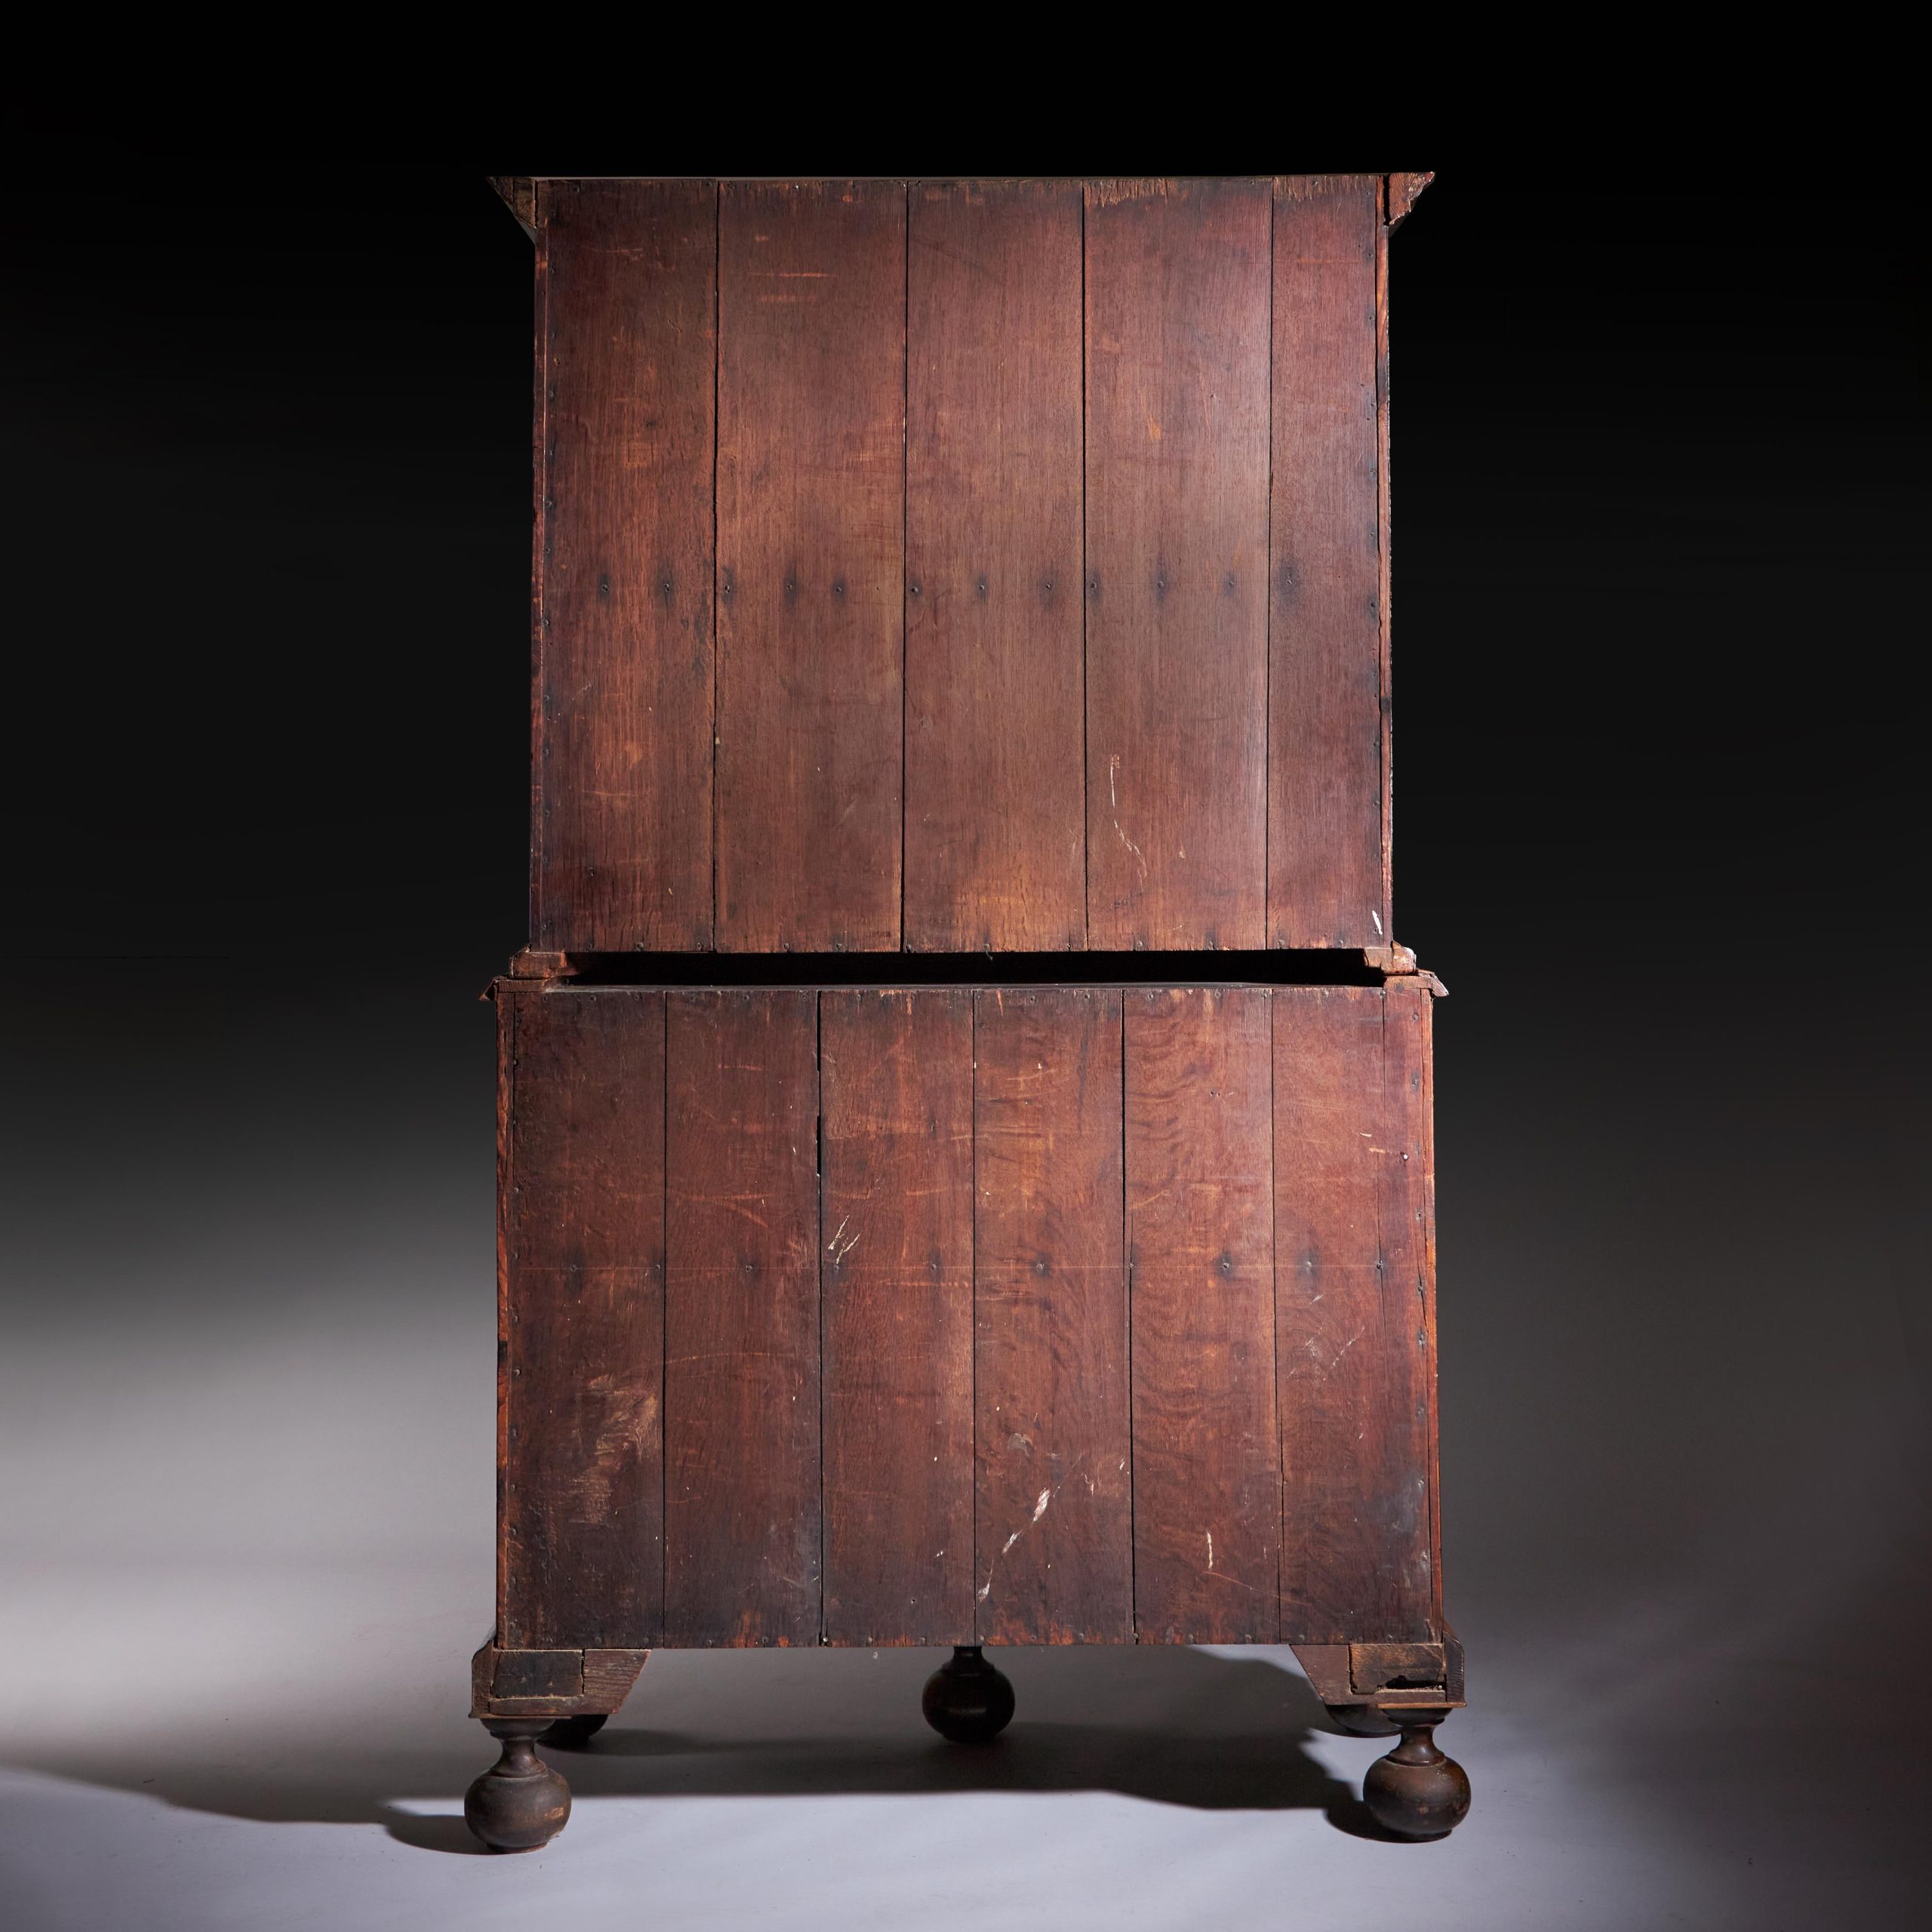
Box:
left=1268, top=175, right=1386, bottom=948
left=715, top=181, right=906, bottom=952
left=820, top=989, right=976, bottom=1643
left=1084, top=177, right=1272, bottom=949
left=1124, top=987, right=1280, bottom=1642
left=905, top=178, right=1085, bottom=951
left=501, top=987, right=666, bottom=1647
left=664, top=989, right=821, bottom=1643
left=974, top=988, right=1131, bottom=1642
left=537, top=179, right=716, bottom=951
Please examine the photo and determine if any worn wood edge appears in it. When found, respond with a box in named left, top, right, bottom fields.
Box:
left=489, top=176, right=537, bottom=241
left=507, top=948, right=579, bottom=981
left=1385, top=172, right=1435, bottom=229
left=1364, top=943, right=1448, bottom=998
left=470, top=1641, right=652, bottom=1718
left=1291, top=1638, right=1466, bottom=1712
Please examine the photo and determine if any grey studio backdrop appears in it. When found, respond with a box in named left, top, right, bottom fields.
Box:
left=1, top=168, right=1927, bottom=1930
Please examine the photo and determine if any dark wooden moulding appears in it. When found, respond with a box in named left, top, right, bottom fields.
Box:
left=466, top=172, right=1466, bottom=1854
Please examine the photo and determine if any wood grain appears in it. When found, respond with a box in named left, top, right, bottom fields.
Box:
left=820, top=990, right=975, bottom=1643
left=1269, top=175, right=1387, bottom=949
left=905, top=178, right=1084, bottom=951
left=1084, top=178, right=1271, bottom=950
left=1380, top=977, right=1440, bottom=1627
left=715, top=180, right=906, bottom=952
left=536, top=179, right=715, bottom=952
left=973, top=988, right=1131, bottom=1642
left=664, top=990, right=820, bottom=1644
left=1274, top=986, right=1433, bottom=1642
left=500, top=987, right=666, bottom=1649
left=1124, top=987, right=1279, bottom=1642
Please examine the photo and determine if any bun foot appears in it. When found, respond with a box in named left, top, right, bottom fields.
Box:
left=465, top=1719, right=572, bottom=1851
left=921, top=1645, right=1015, bottom=1744
left=541, top=1713, right=608, bottom=1749
left=1325, top=1703, right=1401, bottom=1737
left=1362, top=1709, right=1470, bottom=1840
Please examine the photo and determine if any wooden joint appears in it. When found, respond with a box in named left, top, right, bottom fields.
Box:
left=470, top=1641, right=651, bottom=1718
left=1291, top=1637, right=1466, bottom=1712
left=1364, top=943, right=1448, bottom=998
left=507, top=948, right=580, bottom=982
left=1385, top=172, right=1435, bottom=231
left=489, top=177, right=537, bottom=242
left=1350, top=1637, right=1464, bottom=1707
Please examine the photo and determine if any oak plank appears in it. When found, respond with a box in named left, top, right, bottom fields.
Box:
left=715, top=180, right=906, bottom=952
left=820, top=990, right=975, bottom=1643
left=536, top=179, right=716, bottom=952
left=500, top=988, right=666, bottom=1649
left=1084, top=177, right=1271, bottom=949
left=905, top=178, right=1084, bottom=951
left=664, top=990, right=820, bottom=1644
left=974, top=988, right=1131, bottom=1642
left=1274, top=986, right=1432, bottom=1642
left=1269, top=175, right=1387, bottom=948
left=1124, top=987, right=1279, bottom=1642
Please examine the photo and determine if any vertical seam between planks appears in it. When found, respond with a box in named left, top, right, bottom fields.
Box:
left=968, top=992, right=980, bottom=1644
left=1263, top=180, right=1275, bottom=948
left=497, top=992, right=515, bottom=1645
left=1120, top=992, right=1135, bottom=1641
left=1078, top=186, right=1091, bottom=947
left=1270, top=989, right=1285, bottom=1643
left=814, top=992, right=826, bottom=1643
left=1377, top=985, right=1395, bottom=1641
left=1375, top=181, right=1393, bottom=941
left=710, top=183, right=723, bottom=952
left=660, top=989, right=669, bottom=1645
left=1265, top=987, right=1281, bottom=1643
left=900, top=183, right=911, bottom=952
left=531, top=195, right=549, bottom=948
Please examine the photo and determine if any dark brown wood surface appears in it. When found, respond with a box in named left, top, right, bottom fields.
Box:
left=905, top=179, right=1085, bottom=952
left=517, top=175, right=1417, bottom=955
left=497, top=975, right=1441, bottom=1649
left=1124, top=987, right=1280, bottom=1642
left=714, top=181, right=906, bottom=952
left=663, top=990, right=821, bottom=1644
left=1274, top=985, right=1433, bottom=1642
left=536, top=180, right=715, bottom=952
left=820, top=990, right=975, bottom=1643
left=1379, top=979, right=1439, bottom=1627
left=1269, top=175, right=1387, bottom=949
left=973, top=989, right=1131, bottom=1642
left=500, top=987, right=666, bottom=1649
left=1084, top=178, right=1272, bottom=950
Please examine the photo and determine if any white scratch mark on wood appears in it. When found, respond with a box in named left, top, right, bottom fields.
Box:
left=1324, top=1327, right=1366, bottom=1376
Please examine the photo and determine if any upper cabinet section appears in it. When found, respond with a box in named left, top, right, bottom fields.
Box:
left=513, top=174, right=1425, bottom=955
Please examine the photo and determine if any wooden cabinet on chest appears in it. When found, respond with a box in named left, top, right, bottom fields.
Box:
left=464, top=171, right=1469, bottom=1854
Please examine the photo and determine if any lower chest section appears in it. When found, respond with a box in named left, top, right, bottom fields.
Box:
left=496, top=980, right=1438, bottom=1652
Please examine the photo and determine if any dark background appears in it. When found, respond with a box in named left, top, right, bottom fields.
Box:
left=3, top=170, right=1927, bottom=1915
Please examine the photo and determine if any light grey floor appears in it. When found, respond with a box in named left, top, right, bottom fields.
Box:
left=2, top=1266, right=1920, bottom=1930
left=3, top=961, right=1925, bottom=1929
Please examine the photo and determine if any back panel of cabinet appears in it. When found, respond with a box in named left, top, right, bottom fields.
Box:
left=525, top=176, right=1393, bottom=956
left=495, top=977, right=1438, bottom=1651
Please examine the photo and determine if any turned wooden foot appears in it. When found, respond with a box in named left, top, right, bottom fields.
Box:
left=541, top=1713, right=608, bottom=1749
left=464, top=1718, right=572, bottom=1851
left=921, top=1645, right=1015, bottom=1743
left=1324, top=1702, right=1401, bottom=1737
left=1362, top=1709, right=1470, bottom=1840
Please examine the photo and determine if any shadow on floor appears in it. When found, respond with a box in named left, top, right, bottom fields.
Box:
left=5, top=1645, right=1405, bottom=1853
